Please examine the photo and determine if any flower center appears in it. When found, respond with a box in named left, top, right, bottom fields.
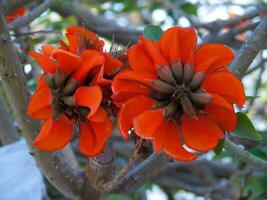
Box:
left=149, top=61, right=211, bottom=121
left=45, top=70, right=89, bottom=121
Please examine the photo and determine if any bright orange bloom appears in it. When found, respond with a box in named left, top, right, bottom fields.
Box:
left=28, top=26, right=123, bottom=156
left=112, top=27, right=245, bottom=161
left=6, top=7, right=26, bottom=23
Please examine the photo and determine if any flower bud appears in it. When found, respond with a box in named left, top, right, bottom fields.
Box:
left=163, top=101, right=178, bottom=119
left=189, top=72, right=206, bottom=90
left=157, top=66, right=176, bottom=85
left=151, top=79, right=175, bottom=94
left=183, top=63, right=194, bottom=84
left=190, top=92, right=212, bottom=105
left=170, top=61, right=183, bottom=82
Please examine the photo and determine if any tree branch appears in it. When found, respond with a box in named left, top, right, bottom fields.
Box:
left=198, top=4, right=267, bottom=31
left=224, top=138, right=267, bottom=170
left=0, top=92, right=20, bottom=145
left=111, top=152, right=171, bottom=194
left=0, top=13, right=100, bottom=199
left=9, top=0, right=55, bottom=31
left=229, top=16, right=267, bottom=78
left=51, top=1, right=141, bottom=45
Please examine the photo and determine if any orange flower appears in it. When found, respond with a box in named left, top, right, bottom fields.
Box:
left=6, top=7, right=26, bottom=23
left=112, top=27, right=245, bottom=161
left=28, top=26, right=123, bottom=156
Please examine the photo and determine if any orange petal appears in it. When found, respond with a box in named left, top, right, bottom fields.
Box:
left=72, top=50, right=104, bottom=83
left=41, top=45, right=56, bottom=57
left=140, top=36, right=168, bottom=66
left=37, top=74, right=46, bottom=90
left=34, top=115, right=73, bottom=151
left=29, top=51, right=57, bottom=73
left=179, top=27, right=197, bottom=63
left=201, top=71, right=245, bottom=107
left=181, top=114, right=224, bottom=152
left=59, top=40, right=69, bottom=51
left=116, top=70, right=156, bottom=86
left=159, top=27, right=181, bottom=62
left=91, top=66, right=112, bottom=86
left=194, top=44, right=234, bottom=73
left=160, top=27, right=197, bottom=63
left=74, top=86, right=102, bottom=117
left=88, top=106, right=108, bottom=122
left=205, top=94, right=237, bottom=131
left=89, top=117, right=113, bottom=156
left=133, top=109, right=163, bottom=139
left=129, top=43, right=155, bottom=73
left=79, top=122, right=96, bottom=157
left=112, top=91, right=147, bottom=105
left=162, top=121, right=197, bottom=161
left=28, top=86, right=52, bottom=120
left=103, top=53, right=123, bottom=75
left=112, top=78, right=150, bottom=98
left=66, top=26, right=104, bottom=54
left=52, top=49, right=82, bottom=75
left=118, top=95, right=154, bottom=139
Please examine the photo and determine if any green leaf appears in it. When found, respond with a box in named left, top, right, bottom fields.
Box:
left=246, top=95, right=260, bottom=100
left=213, top=139, right=224, bottom=155
left=180, top=3, right=197, bottom=16
left=143, top=25, right=163, bottom=41
left=232, top=112, right=262, bottom=141
left=105, top=194, right=132, bottom=200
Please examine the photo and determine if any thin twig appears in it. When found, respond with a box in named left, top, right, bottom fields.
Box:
left=12, top=30, right=59, bottom=36
left=198, top=4, right=267, bottom=31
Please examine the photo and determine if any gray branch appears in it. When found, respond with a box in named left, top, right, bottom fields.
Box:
left=0, top=92, right=20, bottom=145
left=230, top=16, right=267, bottom=78
left=111, top=153, right=171, bottom=194
left=9, top=0, right=55, bottom=31
left=0, top=0, right=34, bottom=15
left=51, top=1, right=141, bottom=45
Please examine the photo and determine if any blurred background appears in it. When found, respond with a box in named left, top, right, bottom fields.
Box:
left=1, top=0, right=267, bottom=199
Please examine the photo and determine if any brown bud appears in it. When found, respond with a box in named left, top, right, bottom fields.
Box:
left=63, top=96, right=76, bottom=107
left=190, top=92, right=212, bottom=105
left=45, top=73, right=55, bottom=88
left=170, top=61, right=183, bottom=82
left=157, top=66, right=176, bottom=85
left=189, top=72, right=206, bottom=90
left=63, top=78, right=80, bottom=95
left=153, top=100, right=169, bottom=109
left=183, top=63, right=194, bottom=84
left=148, top=90, right=168, bottom=100
left=163, top=101, right=178, bottom=119
left=151, top=79, right=175, bottom=94
left=52, top=100, right=61, bottom=120
left=180, top=96, right=197, bottom=118
left=54, top=69, right=67, bottom=87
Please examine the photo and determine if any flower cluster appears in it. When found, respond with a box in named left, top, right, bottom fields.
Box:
left=112, top=27, right=245, bottom=161
left=28, top=26, right=123, bottom=156
left=29, top=26, right=245, bottom=161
